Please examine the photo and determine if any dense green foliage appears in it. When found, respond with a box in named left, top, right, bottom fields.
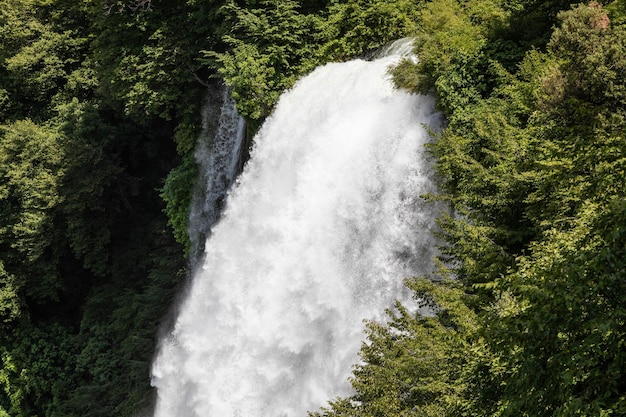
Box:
left=317, top=1, right=626, bottom=416
left=1, top=0, right=625, bottom=415
left=0, top=0, right=202, bottom=414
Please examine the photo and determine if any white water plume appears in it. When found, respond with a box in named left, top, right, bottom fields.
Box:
left=152, top=46, right=442, bottom=417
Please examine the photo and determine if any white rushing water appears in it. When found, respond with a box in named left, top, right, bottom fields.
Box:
left=188, top=88, right=247, bottom=263
left=152, top=47, right=442, bottom=417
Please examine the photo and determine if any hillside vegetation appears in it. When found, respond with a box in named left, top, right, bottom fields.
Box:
left=0, top=0, right=624, bottom=416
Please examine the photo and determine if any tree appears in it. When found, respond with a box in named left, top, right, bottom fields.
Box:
left=205, top=0, right=323, bottom=119
left=0, top=120, right=66, bottom=305
left=389, top=3, right=626, bottom=416
left=487, top=200, right=626, bottom=416
left=316, top=0, right=419, bottom=62
left=480, top=5, right=626, bottom=415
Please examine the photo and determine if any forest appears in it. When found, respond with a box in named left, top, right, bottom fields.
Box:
left=0, top=0, right=625, bottom=416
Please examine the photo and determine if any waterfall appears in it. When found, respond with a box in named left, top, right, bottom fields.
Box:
left=151, top=46, right=442, bottom=417
left=188, top=87, right=247, bottom=264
